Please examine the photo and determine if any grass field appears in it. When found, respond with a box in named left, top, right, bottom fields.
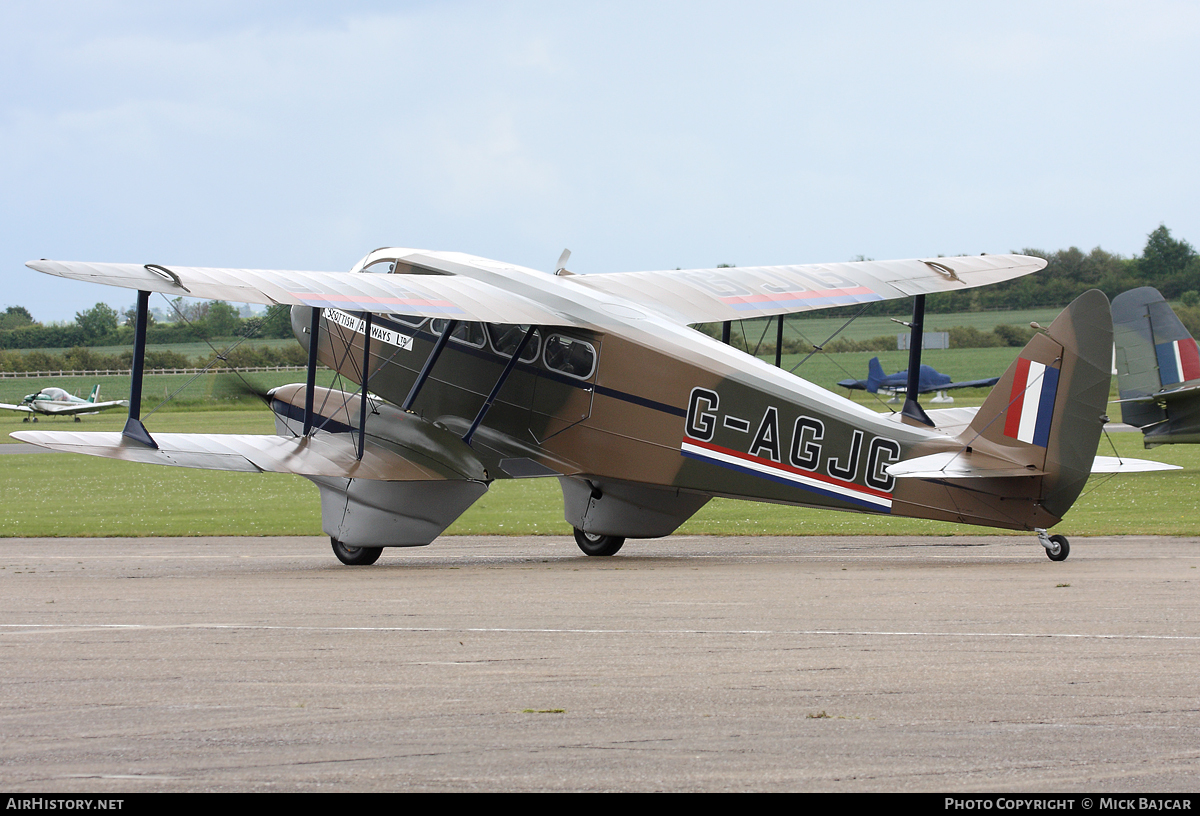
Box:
left=7, top=337, right=300, bottom=358
left=0, top=369, right=344, bottom=412
left=2, top=406, right=1196, bottom=539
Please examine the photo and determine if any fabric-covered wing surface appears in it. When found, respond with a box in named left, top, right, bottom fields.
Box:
left=28, top=251, right=1046, bottom=329
left=11, top=430, right=473, bottom=481
left=26, top=259, right=576, bottom=327
left=567, top=254, right=1046, bottom=323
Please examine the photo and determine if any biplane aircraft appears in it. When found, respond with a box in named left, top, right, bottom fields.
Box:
left=1113, top=286, right=1200, bottom=447
left=15, top=249, right=1170, bottom=565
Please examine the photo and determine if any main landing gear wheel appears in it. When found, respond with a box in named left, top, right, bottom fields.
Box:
left=1045, top=534, right=1070, bottom=562
left=573, top=528, right=625, bottom=557
left=331, top=537, right=383, bottom=566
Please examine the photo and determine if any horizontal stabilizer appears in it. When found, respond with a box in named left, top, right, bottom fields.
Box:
left=887, top=450, right=1047, bottom=479
left=883, top=406, right=978, bottom=435
left=1122, top=382, right=1200, bottom=404
left=888, top=450, right=1178, bottom=479
left=10, top=430, right=477, bottom=481
left=1089, top=455, right=1180, bottom=473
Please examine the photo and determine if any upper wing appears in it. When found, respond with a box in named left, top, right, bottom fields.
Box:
left=27, top=257, right=578, bottom=327
left=29, top=251, right=1045, bottom=329
left=567, top=254, right=1046, bottom=323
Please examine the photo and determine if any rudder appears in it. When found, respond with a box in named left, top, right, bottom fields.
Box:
left=1113, top=287, right=1200, bottom=428
left=962, top=289, right=1113, bottom=523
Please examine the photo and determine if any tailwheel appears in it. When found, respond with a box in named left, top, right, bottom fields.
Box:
left=1036, top=529, right=1070, bottom=562
left=573, top=528, right=625, bottom=557
left=1046, top=534, right=1070, bottom=562
left=331, top=537, right=383, bottom=565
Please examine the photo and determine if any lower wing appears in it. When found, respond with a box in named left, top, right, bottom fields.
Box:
left=10, top=429, right=484, bottom=481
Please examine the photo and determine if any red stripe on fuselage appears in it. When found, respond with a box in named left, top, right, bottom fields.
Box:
left=684, top=437, right=892, bottom=500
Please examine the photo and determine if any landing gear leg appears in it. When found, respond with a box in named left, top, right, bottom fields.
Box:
left=331, top=537, right=383, bottom=565
left=1036, top=528, right=1070, bottom=562
left=573, top=528, right=625, bottom=556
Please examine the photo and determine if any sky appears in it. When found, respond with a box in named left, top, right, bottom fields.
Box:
left=2, top=0, right=1198, bottom=322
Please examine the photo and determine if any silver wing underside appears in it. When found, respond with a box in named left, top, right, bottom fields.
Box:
left=11, top=430, right=471, bottom=481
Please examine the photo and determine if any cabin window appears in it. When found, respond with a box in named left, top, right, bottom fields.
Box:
left=363, top=260, right=396, bottom=274
left=487, top=324, right=540, bottom=362
left=430, top=319, right=486, bottom=348
left=543, top=335, right=596, bottom=379
left=387, top=314, right=427, bottom=329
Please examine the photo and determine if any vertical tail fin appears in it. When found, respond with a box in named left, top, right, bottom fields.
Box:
left=960, top=289, right=1111, bottom=523
left=889, top=292, right=1132, bottom=530
left=866, top=357, right=886, bottom=393
left=1112, top=287, right=1200, bottom=427
left=88, top=385, right=100, bottom=403
left=1113, top=287, right=1200, bottom=445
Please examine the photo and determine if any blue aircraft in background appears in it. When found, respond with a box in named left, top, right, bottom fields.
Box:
left=838, top=357, right=1000, bottom=401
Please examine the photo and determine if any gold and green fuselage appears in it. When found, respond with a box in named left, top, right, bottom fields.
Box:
left=297, top=305, right=993, bottom=528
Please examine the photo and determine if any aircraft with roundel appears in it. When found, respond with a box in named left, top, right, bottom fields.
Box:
left=14, top=248, right=1174, bottom=564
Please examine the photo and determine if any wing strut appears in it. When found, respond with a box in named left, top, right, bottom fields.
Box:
left=463, top=325, right=538, bottom=446
left=122, top=290, right=158, bottom=448
left=775, top=315, right=784, bottom=367
left=357, top=312, right=373, bottom=460
left=901, top=295, right=933, bottom=427
left=303, top=307, right=321, bottom=436
left=401, top=319, right=459, bottom=412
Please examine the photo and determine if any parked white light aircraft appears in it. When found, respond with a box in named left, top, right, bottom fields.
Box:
left=14, top=250, right=1175, bottom=564
left=1, top=385, right=128, bottom=422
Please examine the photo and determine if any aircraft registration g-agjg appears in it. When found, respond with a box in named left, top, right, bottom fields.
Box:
left=15, top=249, right=1170, bottom=565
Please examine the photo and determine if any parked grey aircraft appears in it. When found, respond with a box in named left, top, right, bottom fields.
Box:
left=14, top=250, right=1172, bottom=564
left=1113, top=286, right=1200, bottom=447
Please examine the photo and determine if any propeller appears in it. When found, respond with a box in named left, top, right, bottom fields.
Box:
left=554, top=248, right=572, bottom=276
left=217, top=373, right=274, bottom=407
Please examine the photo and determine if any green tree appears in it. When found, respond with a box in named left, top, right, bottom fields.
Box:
left=261, top=304, right=295, bottom=338
left=75, top=303, right=119, bottom=343
left=1139, top=225, right=1197, bottom=298
left=0, top=306, right=34, bottom=330
left=207, top=301, right=241, bottom=336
